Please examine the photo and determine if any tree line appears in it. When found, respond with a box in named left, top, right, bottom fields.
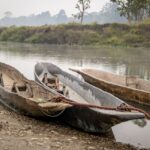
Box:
left=2, top=0, right=150, bottom=25
left=74, top=0, right=150, bottom=24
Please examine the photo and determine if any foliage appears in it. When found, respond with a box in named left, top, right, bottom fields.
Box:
left=105, top=36, right=122, bottom=45
left=111, top=0, right=150, bottom=24
left=73, top=0, right=91, bottom=24
left=141, top=18, right=150, bottom=24
left=0, top=23, right=150, bottom=47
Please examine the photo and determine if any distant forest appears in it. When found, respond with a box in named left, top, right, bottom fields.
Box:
left=0, top=3, right=127, bottom=26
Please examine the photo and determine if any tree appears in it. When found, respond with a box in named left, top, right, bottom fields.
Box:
left=98, top=2, right=127, bottom=23
left=4, top=11, right=13, bottom=18
left=131, top=0, right=147, bottom=22
left=111, top=0, right=149, bottom=24
left=145, top=0, right=150, bottom=18
left=73, top=0, right=91, bottom=24
left=111, top=0, right=134, bottom=24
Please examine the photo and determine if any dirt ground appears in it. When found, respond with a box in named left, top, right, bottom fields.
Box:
left=0, top=105, right=138, bottom=150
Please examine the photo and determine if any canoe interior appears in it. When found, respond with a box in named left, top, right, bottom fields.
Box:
left=0, top=63, right=55, bottom=102
left=38, top=70, right=88, bottom=105
left=82, top=69, right=150, bottom=93
left=35, top=63, right=125, bottom=109
left=0, top=62, right=73, bottom=118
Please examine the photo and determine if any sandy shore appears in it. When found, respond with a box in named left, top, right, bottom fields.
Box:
left=0, top=104, right=138, bottom=150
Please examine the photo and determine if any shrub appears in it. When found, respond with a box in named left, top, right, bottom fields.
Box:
left=0, top=23, right=149, bottom=47
left=79, top=30, right=101, bottom=45
left=105, top=36, right=122, bottom=45
left=123, top=33, right=144, bottom=44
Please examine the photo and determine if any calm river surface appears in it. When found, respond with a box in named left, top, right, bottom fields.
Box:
left=0, top=42, right=150, bottom=149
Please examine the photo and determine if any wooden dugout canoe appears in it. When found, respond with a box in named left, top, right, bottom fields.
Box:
left=0, top=62, right=71, bottom=118
left=71, top=69, right=150, bottom=106
left=34, top=62, right=145, bottom=133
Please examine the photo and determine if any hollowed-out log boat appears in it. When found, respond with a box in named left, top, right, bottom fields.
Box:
left=34, top=62, right=145, bottom=133
left=0, top=62, right=71, bottom=118
left=71, top=69, right=150, bottom=106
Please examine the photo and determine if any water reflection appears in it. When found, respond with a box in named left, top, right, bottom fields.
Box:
left=0, top=42, right=150, bottom=80
left=0, top=42, right=150, bottom=149
left=112, top=119, right=150, bottom=149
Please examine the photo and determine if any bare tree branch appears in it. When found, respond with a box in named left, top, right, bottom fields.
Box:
left=73, top=0, right=91, bottom=24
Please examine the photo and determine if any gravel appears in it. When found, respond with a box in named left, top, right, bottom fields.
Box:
left=0, top=104, right=138, bottom=150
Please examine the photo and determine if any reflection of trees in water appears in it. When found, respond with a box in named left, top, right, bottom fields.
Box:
left=116, top=48, right=150, bottom=80
left=125, top=65, right=150, bottom=80
left=133, top=119, right=147, bottom=128
left=1, top=42, right=150, bottom=80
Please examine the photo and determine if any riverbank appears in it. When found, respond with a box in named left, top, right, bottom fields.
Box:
left=0, top=23, right=150, bottom=47
left=0, top=104, right=137, bottom=150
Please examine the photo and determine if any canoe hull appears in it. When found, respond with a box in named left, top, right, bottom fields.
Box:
left=34, top=63, right=145, bottom=133
left=61, top=107, right=121, bottom=133
left=0, top=85, right=43, bottom=117
left=75, top=70, right=150, bottom=106
left=0, top=62, right=69, bottom=119
left=35, top=76, right=122, bottom=133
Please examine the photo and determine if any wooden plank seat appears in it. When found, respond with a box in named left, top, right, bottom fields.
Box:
left=0, top=73, right=33, bottom=98
left=12, top=82, right=33, bottom=98
left=42, top=73, right=58, bottom=89
left=0, top=72, right=33, bottom=98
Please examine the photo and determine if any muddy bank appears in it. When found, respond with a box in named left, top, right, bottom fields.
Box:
left=0, top=105, right=138, bottom=150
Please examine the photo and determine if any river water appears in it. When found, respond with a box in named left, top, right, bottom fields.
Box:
left=0, top=42, right=150, bottom=149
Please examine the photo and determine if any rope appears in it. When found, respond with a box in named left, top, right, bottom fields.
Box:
left=39, top=107, right=65, bottom=118
left=50, top=96, right=150, bottom=120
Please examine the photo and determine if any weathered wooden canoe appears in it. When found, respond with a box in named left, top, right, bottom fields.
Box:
left=0, top=62, right=71, bottom=118
left=71, top=69, right=150, bottom=106
left=34, top=62, right=145, bottom=133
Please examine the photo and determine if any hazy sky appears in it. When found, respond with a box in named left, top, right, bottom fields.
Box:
left=0, top=0, right=109, bottom=18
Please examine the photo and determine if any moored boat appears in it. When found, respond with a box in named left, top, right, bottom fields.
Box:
left=71, top=69, right=150, bottom=106
left=34, top=62, right=145, bottom=133
left=0, top=62, right=71, bottom=118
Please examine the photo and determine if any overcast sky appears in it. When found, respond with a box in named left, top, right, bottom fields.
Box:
left=0, top=0, right=109, bottom=18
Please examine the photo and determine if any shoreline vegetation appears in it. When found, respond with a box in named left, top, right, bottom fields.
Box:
left=0, top=22, right=150, bottom=47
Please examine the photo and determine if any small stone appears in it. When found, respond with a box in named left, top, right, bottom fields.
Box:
left=54, top=144, right=60, bottom=148
left=36, top=142, right=44, bottom=146
left=25, top=125, right=32, bottom=130
left=31, top=137, right=38, bottom=141
left=87, top=146, right=95, bottom=150
left=43, top=137, right=49, bottom=140
left=0, top=111, right=5, bottom=115
left=72, top=136, right=78, bottom=140
left=67, top=138, right=72, bottom=141
left=26, top=130, right=33, bottom=135
left=56, top=141, right=61, bottom=145
left=50, top=130, right=59, bottom=135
